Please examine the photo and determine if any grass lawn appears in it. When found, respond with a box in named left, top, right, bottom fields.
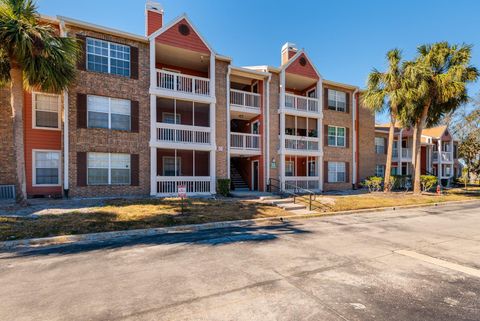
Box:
left=0, top=198, right=286, bottom=242
left=309, top=191, right=480, bottom=212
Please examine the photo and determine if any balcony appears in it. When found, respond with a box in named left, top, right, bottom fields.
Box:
left=284, top=94, right=319, bottom=115
left=433, top=151, right=453, bottom=163
left=401, top=148, right=412, bottom=160
left=156, top=123, right=211, bottom=148
left=156, top=176, right=212, bottom=195
left=230, top=89, right=261, bottom=113
left=156, top=69, right=210, bottom=98
left=285, top=135, right=320, bottom=154
left=230, top=133, right=261, bottom=155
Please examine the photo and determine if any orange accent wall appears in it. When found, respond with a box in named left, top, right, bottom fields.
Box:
left=24, top=91, right=62, bottom=196
left=147, top=10, right=163, bottom=36
left=285, top=53, right=319, bottom=80
left=155, top=18, right=210, bottom=54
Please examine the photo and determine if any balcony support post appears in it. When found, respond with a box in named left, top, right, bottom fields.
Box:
left=150, top=94, right=157, bottom=196
left=226, top=66, right=231, bottom=179
left=437, top=139, right=442, bottom=182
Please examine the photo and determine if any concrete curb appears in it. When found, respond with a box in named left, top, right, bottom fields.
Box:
left=1, top=199, right=479, bottom=251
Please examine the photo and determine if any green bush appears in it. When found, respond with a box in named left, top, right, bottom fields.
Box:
left=420, top=175, right=438, bottom=192
left=217, top=179, right=231, bottom=197
left=363, top=176, right=383, bottom=192
left=391, top=175, right=411, bottom=191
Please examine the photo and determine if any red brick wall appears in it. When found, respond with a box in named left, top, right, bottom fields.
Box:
left=147, top=10, right=163, bottom=36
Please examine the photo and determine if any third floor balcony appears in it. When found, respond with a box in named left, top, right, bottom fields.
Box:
left=284, top=93, right=319, bottom=114
left=156, top=69, right=210, bottom=97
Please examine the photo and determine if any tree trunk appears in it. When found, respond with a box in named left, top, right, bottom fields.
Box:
left=412, top=105, right=429, bottom=194
left=10, top=67, right=28, bottom=205
left=383, top=115, right=396, bottom=192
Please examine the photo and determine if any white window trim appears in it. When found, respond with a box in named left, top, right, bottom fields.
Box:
left=328, top=89, right=347, bottom=112
left=375, top=164, right=385, bottom=177
left=87, top=95, right=131, bottom=131
left=328, top=161, right=346, bottom=183
left=86, top=37, right=130, bottom=77
left=87, top=152, right=131, bottom=186
left=375, top=137, right=385, bottom=154
left=328, top=126, right=346, bottom=147
left=32, top=149, right=61, bottom=187
left=162, top=156, right=181, bottom=176
left=32, top=92, right=61, bottom=131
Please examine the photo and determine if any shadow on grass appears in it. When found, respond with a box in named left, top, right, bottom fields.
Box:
left=1, top=219, right=310, bottom=259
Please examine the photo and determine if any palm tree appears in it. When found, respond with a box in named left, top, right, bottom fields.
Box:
left=0, top=0, right=79, bottom=204
left=404, top=42, right=478, bottom=194
left=362, top=49, right=406, bottom=191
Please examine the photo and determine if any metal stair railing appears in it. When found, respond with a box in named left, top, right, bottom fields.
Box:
left=268, top=178, right=325, bottom=211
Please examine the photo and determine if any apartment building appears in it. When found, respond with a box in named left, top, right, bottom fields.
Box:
left=374, top=123, right=461, bottom=186
left=0, top=1, right=376, bottom=199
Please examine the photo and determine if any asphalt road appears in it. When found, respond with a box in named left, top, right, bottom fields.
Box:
left=1, top=201, right=480, bottom=321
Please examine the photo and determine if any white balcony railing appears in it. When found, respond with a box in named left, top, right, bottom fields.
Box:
left=230, top=133, right=261, bottom=151
left=156, top=176, right=211, bottom=194
left=156, top=69, right=210, bottom=97
left=230, top=89, right=261, bottom=111
left=285, top=135, right=320, bottom=152
left=285, top=176, right=320, bottom=190
left=157, top=123, right=211, bottom=145
left=284, top=94, right=319, bottom=113
left=433, top=151, right=453, bottom=162
left=401, top=148, right=411, bottom=159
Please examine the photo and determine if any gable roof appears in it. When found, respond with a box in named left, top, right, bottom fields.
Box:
left=281, top=49, right=322, bottom=80
left=422, top=125, right=448, bottom=139
left=148, top=14, right=214, bottom=54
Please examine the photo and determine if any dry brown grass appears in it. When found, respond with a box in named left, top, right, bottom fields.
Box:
left=0, top=198, right=286, bottom=241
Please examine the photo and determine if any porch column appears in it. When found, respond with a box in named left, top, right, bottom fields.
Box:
left=210, top=101, right=216, bottom=194
left=437, top=139, right=442, bottom=182
left=279, top=70, right=286, bottom=189
left=150, top=94, right=157, bottom=196
left=317, top=78, right=323, bottom=191
left=210, top=149, right=216, bottom=194
left=398, top=129, right=403, bottom=175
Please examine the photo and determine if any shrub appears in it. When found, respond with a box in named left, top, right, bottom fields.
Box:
left=391, top=175, right=411, bottom=191
left=420, top=175, right=438, bottom=192
left=363, top=176, right=383, bottom=193
left=217, top=179, right=231, bottom=197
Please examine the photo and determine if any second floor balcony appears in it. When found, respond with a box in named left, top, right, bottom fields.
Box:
left=284, top=93, right=319, bottom=114
left=433, top=151, right=453, bottom=163
left=156, top=123, right=211, bottom=148
left=230, top=89, right=261, bottom=115
left=230, top=132, right=261, bottom=155
left=285, top=135, right=320, bottom=153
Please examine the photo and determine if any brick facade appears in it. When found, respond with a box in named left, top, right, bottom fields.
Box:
left=66, top=26, right=150, bottom=198
left=0, top=88, right=15, bottom=185
left=357, top=101, right=376, bottom=182
left=268, top=73, right=281, bottom=182
left=215, top=59, right=229, bottom=180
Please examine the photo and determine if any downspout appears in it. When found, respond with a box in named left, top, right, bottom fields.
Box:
left=226, top=66, right=231, bottom=179
left=351, top=88, right=359, bottom=189
left=60, top=21, right=69, bottom=198
left=265, top=73, right=271, bottom=188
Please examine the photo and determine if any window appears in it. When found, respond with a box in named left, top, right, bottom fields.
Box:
left=87, top=153, right=130, bottom=185
left=87, top=38, right=130, bottom=77
left=285, top=161, right=294, bottom=177
left=391, top=166, right=398, bottom=176
left=163, top=156, right=181, bottom=176
left=162, top=112, right=181, bottom=124
left=328, top=126, right=346, bottom=147
left=375, top=165, right=385, bottom=177
left=328, top=162, right=346, bottom=183
left=33, top=151, right=60, bottom=185
left=87, top=95, right=131, bottom=131
left=328, top=89, right=346, bottom=112
left=33, top=93, right=60, bottom=129
left=375, top=137, right=385, bottom=154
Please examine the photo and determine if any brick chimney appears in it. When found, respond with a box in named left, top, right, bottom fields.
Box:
left=281, top=42, right=298, bottom=65
left=145, top=1, right=164, bottom=36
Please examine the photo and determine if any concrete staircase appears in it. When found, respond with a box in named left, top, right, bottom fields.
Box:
left=259, top=196, right=313, bottom=215
left=230, top=167, right=249, bottom=191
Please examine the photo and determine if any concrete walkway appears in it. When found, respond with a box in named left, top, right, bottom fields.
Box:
left=1, top=202, right=479, bottom=320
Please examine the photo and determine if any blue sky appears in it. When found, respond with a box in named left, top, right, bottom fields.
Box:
left=38, top=0, right=480, bottom=122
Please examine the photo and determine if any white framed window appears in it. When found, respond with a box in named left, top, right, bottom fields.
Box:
left=391, top=166, right=398, bottom=176
left=328, top=162, right=346, bottom=183
left=375, top=165, right=385, bottom=177
left=87, top=153, right=130, bottom=185
left=328, top=126, right=346, bottom=147
left=86, top=38, right=130, bottom=77
left=285, top=161, right=294, bottom=177
left=162, top=156, right=181, bottom=176
left=32, top=150, right=61, bottom=186
left=327, top=89, right=347, bottom=112
left=87, top=95, right=131, bottom=131
left=32, top=93, right=61, bottom=130
left=375, top=137, right=385, bottom=154
left=162, top=112, right=181, bottom=124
